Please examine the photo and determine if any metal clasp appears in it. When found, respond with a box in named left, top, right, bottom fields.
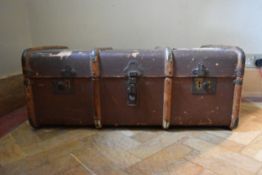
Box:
left=192, top=78, right=216, bottom=94
left=53, top=79, right=73, bottom=94
left=61, top=65, right=76, bottom=77
left=127, top=71, right=139, bottom=106
left=192, top=63, right=208, bottom=77
left=124, top=60, right=142, bottom=106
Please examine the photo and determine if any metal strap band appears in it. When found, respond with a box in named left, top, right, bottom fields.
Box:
left=233, top=78, right=243, bottom=85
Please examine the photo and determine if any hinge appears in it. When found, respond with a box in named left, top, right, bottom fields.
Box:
left=24, top=79, right=31, bottom=87
left=166, top=48, right=173, bottom=63
left=60, top=65, right=76, bottom=77
left=234, top=68, right=244, bottom=77
left=24, top=69, right=34, bottom=77
left=192, top=63, right=208, bottom=77
left=94, top=119, right=102, bottom=128
left=233, top=78, right=243, bottom=85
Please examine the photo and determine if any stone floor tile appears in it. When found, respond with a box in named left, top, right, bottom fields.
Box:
left=131, top=130, right=163, bottom=143
left=11, top=122, right=42, bottom=147
left=206, top=130, right=232, bottom=140
left=257, top=167, right=262, bottom=175
left=56, top=165, right=91, bottom=175
left=199, top=169, right=218, bottom=175
left=128, top=131, right=191, bottom=159
left=0, top=148, right=52, bottom=175
left=215, top=152, right=261, bottom=174
left=120, top=130, right=137, bottom=137
left=191, top=155, right=256, bottom=175
left=26, top=154, right=80, bottom=175
left=207, top=130, right=261, bottom=145
left=167, top=160, right=204, bottom=175
left=0, top=101, right=261, bottom=174
left=126, top=144, right=192, bottom=175
left=183, top=139, right=261, bottom=174
left=241, top=134, right=262, bottom=161
left=82, top=135, right=141, bottom=169
left=71, top=147, right=128, bottom=175
left=0, top=134, right=15, bottom=145
left=0, top=134, right=25, bottom=165
left=228, top=131, right=261, bottom=145
left=81, top=131, right=140, bottom=151
left=182, top=137, right=220, bottom=154
left=84, top=134, right=141, bottom=169
left=197, top=132, right=245, bottom=152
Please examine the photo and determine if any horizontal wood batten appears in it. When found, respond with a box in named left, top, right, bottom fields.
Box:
left=0, top=74, right=25, bottom=117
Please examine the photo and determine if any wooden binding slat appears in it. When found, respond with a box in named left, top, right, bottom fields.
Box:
left=24, top=78, right=38, bottom=128
left=22, top=46, right=70, bottom=128
left=230, top=48, right=245, bottom=129
left=162, top=48, right=173, bottom=129
left=90, top=49, right=102, bottom=128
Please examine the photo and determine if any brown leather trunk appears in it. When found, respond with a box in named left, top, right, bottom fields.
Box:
left=22, top=45, right=245, bottom=129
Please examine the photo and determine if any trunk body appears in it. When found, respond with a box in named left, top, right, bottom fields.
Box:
left=22, top=46, right=245, bottom=129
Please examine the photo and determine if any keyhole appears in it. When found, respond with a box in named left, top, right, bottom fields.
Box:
left=207, top=80, right=211, bottom=89
left=198, top=81, right=201, bottom=89
left=57, top=82, right=65, bottom=91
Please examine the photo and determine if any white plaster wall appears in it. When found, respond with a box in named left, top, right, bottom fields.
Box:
left=27, top=0, right=262, bottom=53
left=1, top=0, right=262, bottom=76
left=0, top=0, right=32, bottom=77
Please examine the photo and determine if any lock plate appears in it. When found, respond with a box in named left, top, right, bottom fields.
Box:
left=53, top=79, right=73, bottom=94
left=192, top=78, right=216, bottom=95
left=127, top=71, right=139, bottom=106
left=123, top=60, right=142, bottom=106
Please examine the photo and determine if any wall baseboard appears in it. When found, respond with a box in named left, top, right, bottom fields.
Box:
left=242, top=68, right=262, bottom=97
left=0, top=74, right=25, bottom=117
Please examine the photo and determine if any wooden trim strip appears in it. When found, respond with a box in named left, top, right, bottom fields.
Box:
left=230, top=47, right=245, bottom=129
left=24, top=78, right=38, bottom=128
left=162, top=48, right=173, bottom=129
left=22, top=49, right=38, bottom=127
left=0, top=74, right=25, bottom=117
left=90, top=50, right=102, bottom=128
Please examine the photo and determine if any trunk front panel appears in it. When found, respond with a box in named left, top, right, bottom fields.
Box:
left=100, top=78, right=164, bottom=126
left=31, top=78, right=93, bottom=126
left=172, top=77, right=234, bottom=126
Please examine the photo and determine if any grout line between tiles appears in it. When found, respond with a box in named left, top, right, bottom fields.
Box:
left=70, top=153, right=97, bottom=175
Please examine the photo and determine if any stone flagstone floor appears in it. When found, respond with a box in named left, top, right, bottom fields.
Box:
left=0, top=101, right=262, bottom=175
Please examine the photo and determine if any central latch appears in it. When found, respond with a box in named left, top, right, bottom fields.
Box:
left=192, top=63, right=208, bottom=77
left=191, top=63, right=216, bottom=94
left=124, top=60, right=143, bottom=106
left=127, top=71, right=139, bottom=106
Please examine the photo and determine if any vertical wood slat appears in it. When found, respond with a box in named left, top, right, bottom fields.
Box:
left=22, top=46, right=68, bottom=128
left=24, top=78, right=38, bottom=127
left=230, top=48, right=245, bottom=129
left=231, top=81, right=242, bottom=128
left=162, top=48, right=173, bottom=129
left=90, top=50, right=102, bottom=128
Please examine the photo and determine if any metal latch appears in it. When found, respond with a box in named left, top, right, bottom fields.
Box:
left=61, top=65, right=76, bottom=77
left=192, top=63, right=208, bottom=77
left=127, top=71, right=139, bottom=106
left=124, top=60, right=143, bottom=106
left=192, top=78, right=216, bottom=95
left=53, top=79, right=73, bottom=94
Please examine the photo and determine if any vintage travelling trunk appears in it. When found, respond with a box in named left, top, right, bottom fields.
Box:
left=22, top=45, right=245, bottom=129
